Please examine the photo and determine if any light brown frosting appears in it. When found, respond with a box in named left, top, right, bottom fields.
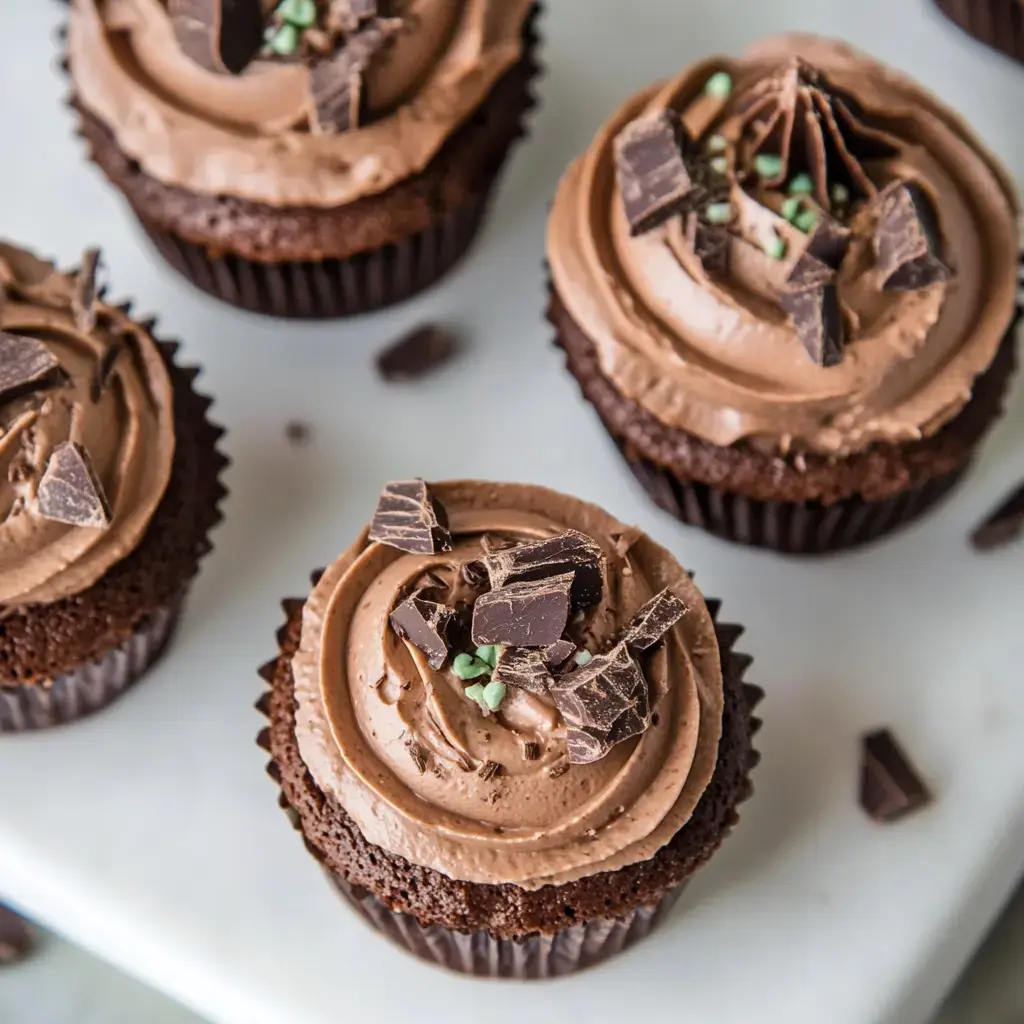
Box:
left=548, top=35, right=1020, bottom=457
left=67, top=0, right=533, bottom=207
left=0, top=243, right=175, bottom=608
left=291, top=482, right=724, bottom=889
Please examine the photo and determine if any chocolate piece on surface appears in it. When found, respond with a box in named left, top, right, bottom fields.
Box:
left=0, top=905, right=33, bottom=965
left=491, top=647, right=552, bottom=696
left=483, top=530, right=604, bottom=609
left=35, top=442, right=111, bottom=529
left=72, top=248, right=101, bottom=334
left=284, top=419, right=312, bottom=447
left=970, top=482, right=1024, bottom=552
left=622, top=588, right=688, bottom=651
left=544, top=638, right=577, bottom=669
left=389, top=593, right=454, bottom=670
left=875, top=183, right=952, bottom=291
left=552, top=643, right=647, bottom=737
left=0, top=332, right=60, bottom=404
left=780, top=273, right=845, bottom=368
left=566, top=724, right=614, bottom=766
left=478, top=760, right=503, bottom=782
left=309, top=22, right=394, bottom=132
left=169, top=0, right=265, bottom=75
left=615, top=110, right=697, bottom=235
left=471, top=573, right=573, bottom=648
left=860, top=728, right=932, bottom=823
left=369, top=479, right=452, bottom=554
left=376, top=324, right=459, bottom=381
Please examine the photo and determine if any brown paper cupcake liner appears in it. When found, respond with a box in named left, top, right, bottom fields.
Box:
left=934, top=0, right=1024, bottom=63
left=257, top=581, right=760, bottom=978
left=0, top=596, right=183, bottom=733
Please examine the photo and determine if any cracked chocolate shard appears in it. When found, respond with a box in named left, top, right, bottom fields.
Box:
left=875, top=182, right=952, bottom=291
left=72, top=248, right=101, bottom=334
left=780, top=256, right=845, bottom=367
left=169, top=0, right=265, bottom=75
left=492, top=647, right=552, bottom=696
left=35, top=442, right=111, bottom=529
left=389, top=592, right=454, bottom=670
left=544, top=638, right=577, bottom=669
left=615, top=110, right=697, bottom=235
left=483, top=530, right=604, bottom=609
left=970, top=482, right=1024, bottom=552
left=369, top=480, right=452, bottom=554
left=0, top=331, right=60, bottom=404
left=471, top=573, right=573, bottom=648
left=552, top=643, right=647, bottom=736
left=309, top=21, right=394, bottom=132
left=376, top=324, right=459, bottom=381
left=622, top=588, right=688, bottom=651
left=566, top=724, right=614, bottom=766
left=860, top=728, right=932, bottom=823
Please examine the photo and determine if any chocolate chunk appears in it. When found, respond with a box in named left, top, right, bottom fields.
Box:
left=471, top=573, right=573, bottom=648
left=970, top=482, right=1024, bottom=552
left=492, top=647, right=552, bottom=696
left=483, top=530, right=604, bottom=610
left=552, top=643, right=647, bottom=736
left=806, top=219, right=851, bottom=269
left=544, top=638, right=577, bottom=669
left=461, top=559, right=489, bottom=589
left=478, top=760, right=502, bottom=782
left=368, top=479, right=452, bottom=555
left=875, top=182, right=951, bottom=291
left=376, top=324, right=459, bottom=381
left=0, top=331, right=60, bottom=404
left=35, top=442, right=111, bottom=529
left=780, top=274, right=845, bottom=368
left=169, top=0, right=264, bottom=75
left=0, top=905, right=33, bottom=965
left=389, top=592, right=454, bottom=670
left=860, top=728, right=932, bottom=823
left=566, top=725, right=614, bottom=766
left=615, top=110, right=697, bottom=235
left=308, top=22, right=394, bottom=132
left=686, top=213, right=731, bottom=275
left=622, top=588, right=688, bottom=651
left=72, top=248, right=101, bottom=334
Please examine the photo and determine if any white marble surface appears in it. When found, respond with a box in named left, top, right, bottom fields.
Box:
left=0, top=2, right=1023, bottom=1024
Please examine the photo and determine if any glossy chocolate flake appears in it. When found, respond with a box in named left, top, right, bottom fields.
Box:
left=875, top=182, right=952, bottom=291
left=389, top=592, right=454, bottom=670
left=622, top=588, right=688, bottom=651
left=169, top=0, right=265, bottom=75
left=376, top=324, right=459, bottom=381
left=471, top=573, right=573, bottom=648
left=72, top=248, right=101, bottom=334
left=970, top=482, right=1024, bottom=552
left=492, top=647, right=552, bottom=696
left=860, top=728, right=932, bottom=823
left=35, top=441, right=111, bottom=529
left=0, top=331, right=60, bottom=405
left=368, top=479, right=452, bottom=555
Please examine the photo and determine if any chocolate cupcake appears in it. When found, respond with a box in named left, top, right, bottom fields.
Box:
left=66, top=0, right=540, bottom=319
left=258, top=479, right=760, bottom=977
left=548, top=35, right=1019, bottom=554
left=0, top=242, right=226, bottom=731
left=933, top=0, right=1024, bottom=65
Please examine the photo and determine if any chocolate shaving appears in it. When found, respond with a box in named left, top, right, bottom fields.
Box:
left=0, top=331, right=60, bottom=405
left=780, top=255, right=845, bottom=367
left=389, top=592, right=454, bottom=670
left=544, top=638, right=577, bottom=669
left=685, top=212, right=731, bottom=275
left=478, top=760, right=502, bottom=782
left=522, top=740, right=540, bottom=761
left=860, top=728, right=932, bottom=823
left=874, top=182, right=951, bottom=291
left=35, top=441, right=111, bottom=529
left=72, top=248, right=101, bottom=334
left=471, top=573, right=573, bottom=648
left=169, top=0, right=265, bottom=75
left=405, top=742, right=428, bottom=774
left=368, top=479, right=452, bottom=554
left=492, top=647, right=552, bottom=696
left=971, top=482, right=1024, bottom=552
left=483, top=530, right=604, bottom=610
left=615, top=110, right=698, bottom=235
left=376, top=324, right=460, bottom=381
left=622, top=589, right=687, bottom=651
left=461, top=559, right=489, bottom=589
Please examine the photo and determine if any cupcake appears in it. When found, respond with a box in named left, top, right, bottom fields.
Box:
left=258, top=479, right=760, bottom=977
left=66, top=0, right=540, bottom=319
left=548, top=35, right=1019, bottom=554
left=933, top=0, right=1024, bottom=65
left=0, top=242, right=227, bottom=731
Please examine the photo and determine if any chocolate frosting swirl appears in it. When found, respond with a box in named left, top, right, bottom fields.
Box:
left=0, top=243, right=174, bottom=608
left=291, top=482, right=724, bottom=889
left=547, top=35, right=1020, bottom=457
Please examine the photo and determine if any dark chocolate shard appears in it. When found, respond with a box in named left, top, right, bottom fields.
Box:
left=0, top=331, right=60, bottom=404
left=169, top=0, right=265, bottom=75
left=35, top=442, right=111, bottom=529
left=308, top=22, right=394, bottom=133
left=622, top=588, right=688, bottom=651
left=376, top=324, right=460, bottom=381
left=780, top=268, right=845, bottom=368
left=970, top=482, right=1024, bottom=552
left=389, top=592, right=454, bottom=670
left=686, top=213, right=731, bottom=275
left=471, top=573, right=573, bottom=648
left=0, top=905, right=34, bottom=966
left=806, top=218, right=851, bottom=269
left=492, top=647, right=552, bottom=696
left=544, top=638, right=577, bottom=669
left=566, top=725, right=614, bottom=766
left=368, top=479, right=452, bottom=555
left=72, top=248, right=101, bottom=334
left=615, top=110, right=697, bottom=235
left=786, top=250, right=834, bottom=291
left=875, top=182, right=952, bottom=292
left=483, top=530, right=604, bottom=610
left=860, top=728, right=932, bottom=823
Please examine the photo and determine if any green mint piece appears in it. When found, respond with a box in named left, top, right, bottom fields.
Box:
left=830, top=183, right=850, bottom=206
left=268, top=22, right=299, bottom=56
left=704, top=202, right=733, bottom=225
left=475, top=645, right=499, bottom=669
left=709, top=156, right=728, bottom=176
left=788, top=173, right=814, bottom=195
left=754, top=154, right=783, bottom=179
left=482, top=680, right=507, bottom=711
left=453, top=653, right=490, bottom=681
left=464, top=682, right=486, bottom=706
left=764, top=235, right=787, bottom=260
left=278, top=0, right=316, bottom=26
left=574, top=650, right=593, bottom=667
left=706, top=134, right=728, bottom=154
left=794, top=208, right=818, bottom=234
left=781, top=196, right=802, bottom=223
left=704, top=72, right=733, bottom=99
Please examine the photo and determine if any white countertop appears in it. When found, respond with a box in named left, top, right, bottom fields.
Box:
left=1, top=1, right=1023, bottom=1023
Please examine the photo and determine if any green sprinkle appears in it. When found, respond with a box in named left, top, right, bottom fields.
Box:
left=704, top=72, right=733, bottom=99
left=574, top=650, right=593, bottom=667
left=482, top=680, right=508, bottom=711
left=780, top=196, right=802, bottom=223
left=475, top=645, right=499, bottom=669
left=453, top=653, right=490, bottom=681
left=268, top=22, right=299, bottom=56
left=753, top=153, right=783, bottom=179
left=788, top=173, right=814, bottom=195
left=464, top=683, right=486, bottom=706
left=277, top=0, right=316, bottom=26
left=830, top=183, right=850, bottom=206
left=709, top=156, right=728, bottom=176
left=704, top=201, right=733, bottom=225
left=794, top=208, right=818, bottom=233
left=706, top=134, right=728, bottom=154
left=764, top=235, right=787, bottom=260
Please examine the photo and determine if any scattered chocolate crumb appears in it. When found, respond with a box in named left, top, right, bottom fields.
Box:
left=405, top=742, right=428, bottom=775
left=376, top=323, right=460, bottom=381
left=970, top=482, right=1024, bottom=552
left=478, top=760, right=502, bottom=782
left=431, top=763, right=447, bottom=780
left=522, top=740, right=540, bottom=761
left=285, top=420, right=312, bottom=447
left=548, top=762, right=570, bottom=778
left=860, top=728, right=932, bottom=823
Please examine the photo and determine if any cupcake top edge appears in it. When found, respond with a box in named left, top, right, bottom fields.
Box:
left=0, top=241, right=175, bottom=609
left=290, top=478, right=730, bottom=890
left=67, top=0, right=535, bottom=208
left=547, top=32, right=1021, bottom=459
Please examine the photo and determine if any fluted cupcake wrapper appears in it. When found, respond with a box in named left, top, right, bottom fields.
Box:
left=934, top=0, right=1024, bottom=63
